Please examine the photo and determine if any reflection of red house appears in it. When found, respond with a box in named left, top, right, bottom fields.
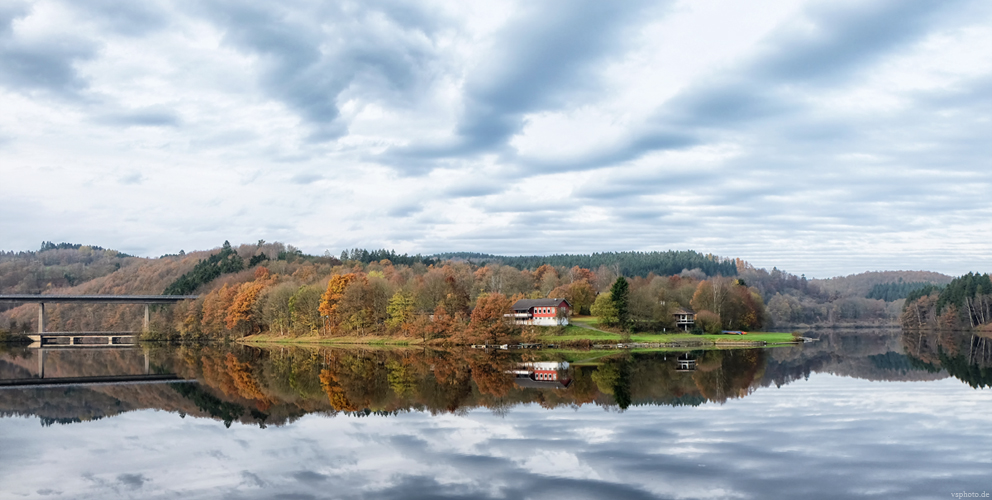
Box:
left=506, top=298, right=572, bottom=326
left=510, top=361, right=572, bottom=389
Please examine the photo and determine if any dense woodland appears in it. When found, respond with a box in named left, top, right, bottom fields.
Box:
left=436, top=250, right=738, bottom=277
left=0, top=241, right=968, bottom=339
left=901, top=272, right=992, bottom=332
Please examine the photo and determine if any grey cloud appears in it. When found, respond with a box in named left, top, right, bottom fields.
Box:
left=116, top=473, right=147, bottom=490
left=197, top=0, right=442, bottom=143
left=443, top=181, right=505, bottom=198
left=0, top=4, right=97, bottom=98
left=97, top=107, right=182, bottom=127
left=290, top=173, right=323, bottom=185
left=65, top=0, right=171, bottom=36
left=387, top=203, right=423, bottom=217
left=290, top=470, right=328, bottom=484
left=754, top=0, right=949, bottom=86
left=543, top=1, right=970, bottom=174
left=391, top=0, right=664, bottom=164
left=240, top=470, right=267, bottom=488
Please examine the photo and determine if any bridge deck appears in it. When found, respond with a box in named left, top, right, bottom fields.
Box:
left=0, top=294, right=197, bottom=304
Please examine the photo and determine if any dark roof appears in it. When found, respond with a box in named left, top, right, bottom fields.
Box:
left=511, top=298, right=571, bottom=311
left=514, top=376, right=572, bottom=389
left=672, top=307, right=695, bottom=315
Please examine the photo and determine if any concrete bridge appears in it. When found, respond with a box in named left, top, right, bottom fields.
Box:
left=0, top=294, right=197, bottom=335
left=0, top=347, right=196, bottom=390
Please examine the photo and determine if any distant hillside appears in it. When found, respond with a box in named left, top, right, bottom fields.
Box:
left=0, top=243, right=135, bottom=296
left=812, top=271, right=954, bottom=298
left=434, top=250, right=738, bottom=278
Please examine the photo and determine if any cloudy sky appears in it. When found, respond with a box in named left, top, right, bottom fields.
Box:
left=1, top=0, right=989, bottom=277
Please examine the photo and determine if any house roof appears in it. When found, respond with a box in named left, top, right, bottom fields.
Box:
left=511, top=298, right=572, bottom=311
left=672, top=307, right=695, bottom=315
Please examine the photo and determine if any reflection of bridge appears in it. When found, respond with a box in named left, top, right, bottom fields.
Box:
left=0, top=347, right=195, bottom=390
left=27, top=331, right=138, bottom=347
left=0, top=294, right=197, bottom=341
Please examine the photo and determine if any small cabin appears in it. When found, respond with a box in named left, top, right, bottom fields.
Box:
left=672, top=307, right=695, bottom=331
left=506, top=298, right=572, bottom=326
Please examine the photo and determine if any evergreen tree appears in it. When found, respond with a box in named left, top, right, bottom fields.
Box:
left=610, top=277, right=630, bottom=330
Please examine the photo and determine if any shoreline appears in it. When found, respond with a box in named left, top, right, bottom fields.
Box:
left=236, top=330, right=802, bottom=348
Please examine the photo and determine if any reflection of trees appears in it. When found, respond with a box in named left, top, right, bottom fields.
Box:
left=691, top=350, right=765, bottom=403
left=12, top=330, right=984, bottom=428
left=902, top=326, right=992, bottom=388
left=2, top=346, right=779, bottom=425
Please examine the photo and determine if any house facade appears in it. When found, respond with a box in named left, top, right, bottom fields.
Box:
left=673, top=307, right=695, bottom=331
left=507, top=298, right=572, bottom=326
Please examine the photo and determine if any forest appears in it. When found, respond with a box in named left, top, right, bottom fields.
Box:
left=0, top=241, right=964, bottom=339
left=435, top=250, right=738, bottom=277
left=901, top=272, right=992, bottom=331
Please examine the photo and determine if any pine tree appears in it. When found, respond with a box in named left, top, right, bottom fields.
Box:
left=610, top=277, right=630, bottom=330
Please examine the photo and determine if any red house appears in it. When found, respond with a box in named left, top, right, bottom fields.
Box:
left=506, top=298, right=572, bottom=326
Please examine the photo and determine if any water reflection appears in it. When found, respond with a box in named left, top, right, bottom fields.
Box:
left=1, top=328, right=991, bottom=499
left=902, top=325, right=992, bottom=388
left=0, top=326, right=987, bottom=426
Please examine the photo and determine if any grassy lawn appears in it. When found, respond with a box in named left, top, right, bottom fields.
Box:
left=240, top=333, right=421, bottom=346
left=239, top=316, right=798, bottom=347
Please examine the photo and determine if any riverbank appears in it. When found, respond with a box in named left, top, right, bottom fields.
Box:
left=237, top=329, right=800, bottom=348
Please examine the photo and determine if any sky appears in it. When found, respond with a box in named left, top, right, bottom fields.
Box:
left=0, top=0, right=990, bottom=277
left=1, top=374, right=990, bottom=499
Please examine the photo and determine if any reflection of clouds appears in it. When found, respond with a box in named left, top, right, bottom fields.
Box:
left=0, top=375, right=990, bottom=499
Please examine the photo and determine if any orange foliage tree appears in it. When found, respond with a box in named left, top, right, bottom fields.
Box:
left=319, top=273, right=357, bottom=332
left=226, top=281, right=267, bottom=333
left=469, top=293, right=517, bottom=345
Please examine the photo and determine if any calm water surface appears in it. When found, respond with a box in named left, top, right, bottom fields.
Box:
left=1, top=328, right=989, bottom=499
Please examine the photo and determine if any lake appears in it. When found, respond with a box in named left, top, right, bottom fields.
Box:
left=1, top=328, right=989, bottom=499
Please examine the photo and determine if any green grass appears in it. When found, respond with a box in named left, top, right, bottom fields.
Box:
left=239, top=333, right=422, bottom=346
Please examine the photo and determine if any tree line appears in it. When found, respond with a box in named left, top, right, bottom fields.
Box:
left=902, top=272, right=992, bottom=330
left=163, top=256, right=767, bottom=342
left=433, top=250, right=738, bottom=278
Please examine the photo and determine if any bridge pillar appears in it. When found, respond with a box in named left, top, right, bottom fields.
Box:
left=38, top=303, right=45, bottom=333
left=143, top=304, right=150, bottom=332
left=38, top=349, right=46, bottom=378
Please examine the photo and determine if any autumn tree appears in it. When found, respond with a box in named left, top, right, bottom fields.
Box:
left=469, top=293, right=517, bottom=345
left=290, top=285, right=323, bottom=334
left=386, top=290, right=415, bottom=330
left=319, top=273, right=357, bottom=331
left=225, top=281, right=267, bottom=334
left=590, top=292, right=618, bottom=325
left=257, top=282, right=296, bottom=334
left=337, top=277, right=391, bottom=335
